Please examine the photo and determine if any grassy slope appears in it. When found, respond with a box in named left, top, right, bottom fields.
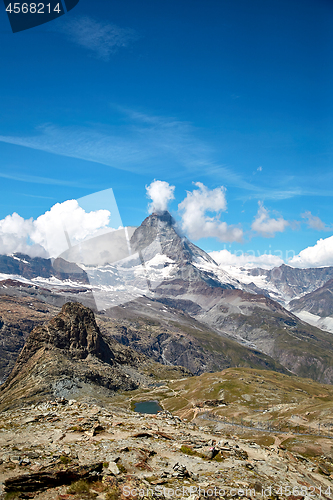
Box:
left=113, top=367, right=333, bottom=439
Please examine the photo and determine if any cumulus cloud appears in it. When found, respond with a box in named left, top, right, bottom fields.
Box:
left=178, top=182, right=243, bottom=242
left=251, top=202, right=289, bottom=237
left=289, top=234, right=333, bottom=268
left=146, top=180, right=175, bottom=213
left=0, top=213, right=45, bottom=258
left=301, top=211, right=330, bottom=231
left=0, top=200, right=111, bottom=259
left=209, top=249, right=284, bottom=269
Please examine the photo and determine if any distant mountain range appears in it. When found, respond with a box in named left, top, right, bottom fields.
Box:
left=1, top=211, right=333, bottom=384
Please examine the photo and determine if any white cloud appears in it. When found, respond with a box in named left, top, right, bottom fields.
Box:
left=0, top=213, right=45, bottom=258
left=178, top=182, right=243, bottom=242
left=251, top=201, right=289, bottom=237
left=289, top=234, right=333, bottom=268
left=60, top=16, right=138, bottom=60
left=209, top=249, right=284, bottom=269
left=0, top=200, right=111, bottom=259
left=301, top=211, right=330, bottom=231
left=146, top=180, right=175, bottom=213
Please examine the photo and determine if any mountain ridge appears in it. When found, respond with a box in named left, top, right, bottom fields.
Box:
left=1, top=211, right=333, bottom=386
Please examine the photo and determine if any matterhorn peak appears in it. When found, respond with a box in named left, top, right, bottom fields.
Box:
left=130, top=210, right=216, bottom=266
left=150, top=210, right=175, bottom=224
left=141, top=210, right=177, bottom=229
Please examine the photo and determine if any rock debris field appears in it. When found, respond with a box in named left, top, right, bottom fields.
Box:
left=0, top=398, right=333, bottom=500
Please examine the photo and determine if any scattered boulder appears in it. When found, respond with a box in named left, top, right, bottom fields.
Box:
left=108, top=462, right=120, bottom=475
left=4, top=462, right=103, bottom=493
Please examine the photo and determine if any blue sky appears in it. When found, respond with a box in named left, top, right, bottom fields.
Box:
left=0, top=0, right=333, bottom=267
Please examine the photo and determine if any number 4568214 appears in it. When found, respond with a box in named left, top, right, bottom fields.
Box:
left=6, top=3, right=61, bottom=14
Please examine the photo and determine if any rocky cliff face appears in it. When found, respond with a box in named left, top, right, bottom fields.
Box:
left=8, top=302, right=116, bottom=378
left=152, top=281, right=333, bottom=384
left=0, top=295, right=58, bottom=384
left=0, top=302, right=190, bottom=410
left=0, top=293, right=287, bottom=386
left=287, top=278, right=333, bottom=333
left=102, top=296, right=288, bottom=376
left=289, top=277, right=333, bottom=317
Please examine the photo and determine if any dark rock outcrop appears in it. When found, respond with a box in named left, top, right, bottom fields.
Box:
left=103, top=296, right=289, bottom=376
left=7, top=302, right=116, bottom=381
left=0, top=302, right=190, bottom=410
left=4, top=462, right=103, bottom=493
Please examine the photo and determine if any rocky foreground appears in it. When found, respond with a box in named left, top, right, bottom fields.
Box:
left=1, top=301, right=333, bottom=499
left=0, top=396, right=333, bottom=500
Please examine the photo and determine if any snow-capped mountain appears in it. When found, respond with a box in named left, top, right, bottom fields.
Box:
left=222, top=263, right=333, bottom=305
left=2, top=211, right=333, bottom=384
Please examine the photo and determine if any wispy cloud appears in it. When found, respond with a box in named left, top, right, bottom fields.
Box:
left=59, top=16, right=139, bottom=60
left=204, top=164, right=304, bottom=201
left=0, top=171, right=97, bottom=188
left=210, top=249, right=284, bottom=269
left=0, top=112, right=214, bottom=177
left=0, top=107, right=327, bottom=202
left=301, top=211, right=332, bottom=231
left=20, top=193, right=55, bottom=199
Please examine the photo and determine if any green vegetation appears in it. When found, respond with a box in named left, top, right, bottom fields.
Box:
left=225, top=308, right=333, bottom=383
left=105, top=487, right=120, bottom=500
left=4, top=493, right=21, bottom=500
left=180, top=445, right=197, bottom=456
left=180, top=444, right=224, bottom=462
left=247, top=435, right=275, bottom=447
left=67, top=479, right=97, bottom=498
left=169, top=320, right=287, bottom=373
left=71, top=425, right=83, bottom=432
left=112, top=365, right=333, bottom=445
left=67, top=479, right=90, bottom=494
left=116, top=462, right=127, bottom=473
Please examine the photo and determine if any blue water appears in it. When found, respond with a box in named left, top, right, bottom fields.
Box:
left=134, top=400, right=163, bottom=414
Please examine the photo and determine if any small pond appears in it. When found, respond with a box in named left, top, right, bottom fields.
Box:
left=134, top=400, right=163, bottom=414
